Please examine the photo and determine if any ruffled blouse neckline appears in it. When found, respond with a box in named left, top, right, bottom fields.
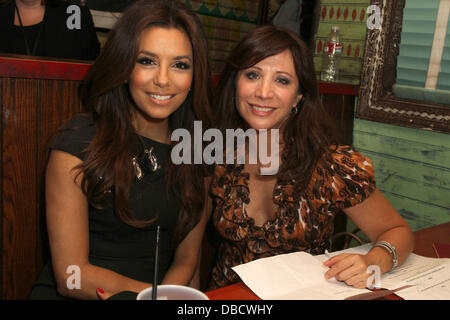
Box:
left=222, top=163, right=301, bottom=239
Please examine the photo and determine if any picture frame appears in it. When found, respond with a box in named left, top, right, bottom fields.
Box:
left=356, top=0, right=450, bottom=134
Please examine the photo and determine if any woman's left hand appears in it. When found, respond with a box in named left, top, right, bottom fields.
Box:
left=323, top=253, right=372, bottom=289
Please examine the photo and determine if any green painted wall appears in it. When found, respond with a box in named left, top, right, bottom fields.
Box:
left=314, top=0, right=370, bottom=85
left=348, top=118, right=450, bottom=240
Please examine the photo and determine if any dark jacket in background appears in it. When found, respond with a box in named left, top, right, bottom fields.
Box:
left=0, top=1, right=100, bottom=61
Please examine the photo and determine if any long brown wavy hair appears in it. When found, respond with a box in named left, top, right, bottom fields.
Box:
left=77, top=0, right=212, bottom=244
left=214, top=25, right=336, bottom=196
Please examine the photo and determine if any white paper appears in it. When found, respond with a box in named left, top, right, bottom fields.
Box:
left=394, top=261, right=450, bottom=300
left=232, top=244, right=450, bottom=300
left=380, top=254, right=446, bottom=290
left=232, top=251, right=371, bottom=300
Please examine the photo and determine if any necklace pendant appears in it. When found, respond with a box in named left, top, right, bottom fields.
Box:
left=132, top=156, right=144, bottom=180
left=145, top=147, right=161, bottom=172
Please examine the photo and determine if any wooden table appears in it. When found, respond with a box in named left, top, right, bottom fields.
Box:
left=205, top=222, right=450, bottom=300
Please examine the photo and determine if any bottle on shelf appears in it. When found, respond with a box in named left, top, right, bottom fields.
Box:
left=320, top=26, right=343, bottom=82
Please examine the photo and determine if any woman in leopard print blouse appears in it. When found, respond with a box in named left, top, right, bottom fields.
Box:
left=207, top=25, right=414, bottom=290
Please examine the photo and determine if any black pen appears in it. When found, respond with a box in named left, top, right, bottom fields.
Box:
left=152, top=225, right=160, bottom=300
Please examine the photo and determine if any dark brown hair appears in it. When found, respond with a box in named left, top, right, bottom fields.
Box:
left=214, top=25, right=336, bottom=196
left=77, top=0, right=212, bottom=244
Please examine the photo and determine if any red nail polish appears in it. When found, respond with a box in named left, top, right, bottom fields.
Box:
left=97, top=288, right=104, bottom=294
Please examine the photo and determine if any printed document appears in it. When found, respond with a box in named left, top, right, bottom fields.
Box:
left=232, top=244, right=450, bottom=300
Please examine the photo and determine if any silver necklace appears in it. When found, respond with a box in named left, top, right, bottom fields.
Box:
left=132, top=146, right=161, bottom=180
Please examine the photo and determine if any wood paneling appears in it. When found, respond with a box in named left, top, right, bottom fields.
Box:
left=1, top=55, right=88, bottom=299
left=321, top=93, right=355, bottom=145
left=351, top=119, right=450, bottom=238
left=2, top=78, right=39, bottom=299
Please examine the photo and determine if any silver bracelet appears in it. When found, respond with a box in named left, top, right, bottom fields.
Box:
left=372, top=241, right=398, bottom=271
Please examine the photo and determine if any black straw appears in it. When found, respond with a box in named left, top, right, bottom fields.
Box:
left=152, top=225, right=160, bottom=300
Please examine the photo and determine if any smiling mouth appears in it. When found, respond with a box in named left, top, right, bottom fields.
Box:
left=249, top=103, right=276, bottom=115
left=149, top=93, right=174, bottom=101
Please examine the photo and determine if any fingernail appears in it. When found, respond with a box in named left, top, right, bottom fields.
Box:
left=97, top=288, right=104, bottom=294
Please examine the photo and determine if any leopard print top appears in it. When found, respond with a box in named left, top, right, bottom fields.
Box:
left=209, top=145, right=376, bottom=289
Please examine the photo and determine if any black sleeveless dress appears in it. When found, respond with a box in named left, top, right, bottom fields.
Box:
left=29, top=114, right=180, bottom=299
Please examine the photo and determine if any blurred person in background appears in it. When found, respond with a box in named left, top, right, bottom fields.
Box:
left=0, top=0, right=100, bottom=60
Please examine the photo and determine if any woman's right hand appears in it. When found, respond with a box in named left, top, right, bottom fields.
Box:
left=96, top=288, right=112, bottom=300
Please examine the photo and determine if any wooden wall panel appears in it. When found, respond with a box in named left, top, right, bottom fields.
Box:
left=1, top=56, right=87, bottom=299
left=320, top=93, right=355, bottom=145
left=2, top=79, right=39, bottom=299
left=349, top=119, right=450, bottom=242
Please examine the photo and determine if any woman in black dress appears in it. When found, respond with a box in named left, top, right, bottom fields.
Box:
left=29, top=0, right=213, bottom=299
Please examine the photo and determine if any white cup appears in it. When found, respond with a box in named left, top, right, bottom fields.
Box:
left=136, top=285, right=209, bottom=300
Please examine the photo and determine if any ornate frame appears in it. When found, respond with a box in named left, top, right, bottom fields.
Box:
left=356, top=0, right=450, bottom=134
